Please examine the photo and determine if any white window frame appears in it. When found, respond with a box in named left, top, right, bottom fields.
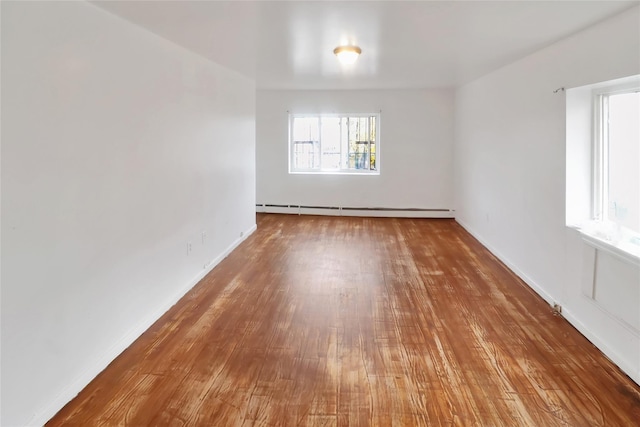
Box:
left=591, top=82, right=640, bottom=227
left=288, top=113, right=380, bottom=175
left=592, top=82, right=640, bottom=223
left=583, top=79, right=640, bottom=262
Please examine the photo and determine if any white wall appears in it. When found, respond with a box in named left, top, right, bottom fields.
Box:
left=1, top=2, right=256, bottom=425
left=454, top=6, right=640, bottom=383
left=257, top=89, right=454, bottom=211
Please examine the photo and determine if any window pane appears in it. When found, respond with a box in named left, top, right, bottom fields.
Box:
left=341, top=117, right=349, bottom=169
left=607, top=92, right=640, bottom=233
left=321, top=117, right=341, bottom=170
left=369, top=116, right=376, bottom=170
left=292, top=117, right=319, bottom=169
left=348, top=117, right=371, bottom=170
left=292, top=117, right=319, bottom=141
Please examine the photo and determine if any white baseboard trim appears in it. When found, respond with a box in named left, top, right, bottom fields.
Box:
left=256, top=204, right=455, bottom=218
left=562, top=307, right=640, bottom=385
left=29, top=223, right=257, bottom=427
left=455, top=218, right=557, bottom=306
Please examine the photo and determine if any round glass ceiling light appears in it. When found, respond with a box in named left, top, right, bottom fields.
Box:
left=333, top=45, right=362, bottom=65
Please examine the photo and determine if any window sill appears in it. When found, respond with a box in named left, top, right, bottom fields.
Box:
left=570, top=223, right=640, bottom=267
left=289, top=170, right=380, bottom=176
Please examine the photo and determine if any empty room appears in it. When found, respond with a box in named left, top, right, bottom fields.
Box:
left=2, top=1, right=640, bottom=425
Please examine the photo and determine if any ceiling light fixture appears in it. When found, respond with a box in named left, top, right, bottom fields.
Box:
left=333, top=45, right=361, bottom=65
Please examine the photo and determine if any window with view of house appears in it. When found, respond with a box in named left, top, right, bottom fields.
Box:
left=289, top=114, right=379, bottom=174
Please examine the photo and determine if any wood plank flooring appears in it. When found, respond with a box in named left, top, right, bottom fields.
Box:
left=48, top=214, right=640, bottom=426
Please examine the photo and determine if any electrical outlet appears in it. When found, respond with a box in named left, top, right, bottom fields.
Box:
left=187, top=241, right=192, bottom=255
left=201, top=231, right=207, bottom=244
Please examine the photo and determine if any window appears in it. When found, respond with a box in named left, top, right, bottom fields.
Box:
left=566, top=75, right=640, bottom=262
left=289, top=114, right=379, bottom=174
left=593, top=86, right=640, bottom=236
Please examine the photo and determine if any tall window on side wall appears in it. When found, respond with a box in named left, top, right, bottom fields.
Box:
left=289, top=114, right=379, bottom=174
left=593, top=87, right=640, bottom=237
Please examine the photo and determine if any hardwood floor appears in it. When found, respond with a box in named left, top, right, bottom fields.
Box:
left=48, top=214, right=640, bottom=426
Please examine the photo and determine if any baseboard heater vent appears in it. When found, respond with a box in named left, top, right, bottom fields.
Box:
left=256, top=204, right=455, bottom=218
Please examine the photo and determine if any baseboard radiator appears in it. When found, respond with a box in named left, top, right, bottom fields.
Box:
left=256, top=204, right=455, bottom=218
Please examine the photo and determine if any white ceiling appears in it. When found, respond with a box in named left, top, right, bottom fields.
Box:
left=92, top=0, right=639, bottom=90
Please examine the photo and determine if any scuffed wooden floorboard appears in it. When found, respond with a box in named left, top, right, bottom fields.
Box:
left=48, top=214, right=640, bottom=426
